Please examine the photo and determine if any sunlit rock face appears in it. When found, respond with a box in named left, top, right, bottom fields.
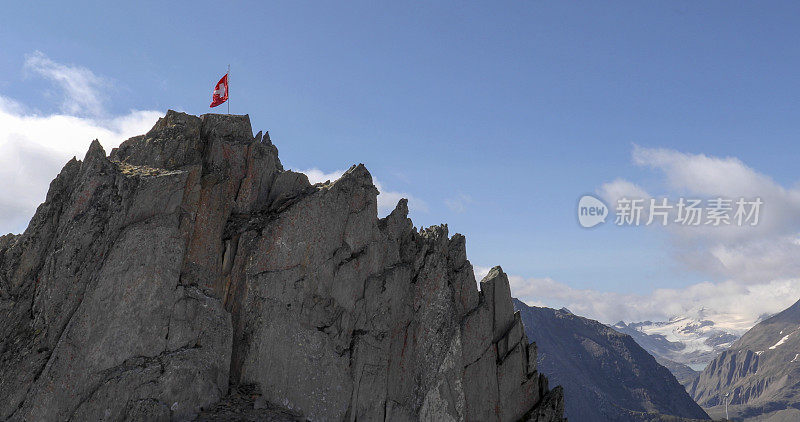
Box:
left=0, top=111, right=565, bottom=421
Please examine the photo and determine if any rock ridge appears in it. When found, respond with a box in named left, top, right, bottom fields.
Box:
left=0, top=110, right=565, bottom=421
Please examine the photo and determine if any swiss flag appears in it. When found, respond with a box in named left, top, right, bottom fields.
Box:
left=210, top=73, right=229, bottom=108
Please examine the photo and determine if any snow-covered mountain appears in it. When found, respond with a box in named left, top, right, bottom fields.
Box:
left=612, top=307, right=754, bottom=372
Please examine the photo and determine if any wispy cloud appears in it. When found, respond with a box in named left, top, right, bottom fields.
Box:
left=445, top=193, right=473, bottom=214
left=0, top=53, right=161, bottom=234
left=296, top=167, right=427, bottom=216
left=24, top=51, right=109, bottom=117
left=597, top=178, right=651, bottom=206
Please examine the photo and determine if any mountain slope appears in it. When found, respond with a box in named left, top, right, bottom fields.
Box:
left=0, top=111, right=564, bottom=421
left=654, top=357, right=700, bottom=389
left=514, top=299, right=710, bottom=421
left=689, top=298, right=800, bottom=420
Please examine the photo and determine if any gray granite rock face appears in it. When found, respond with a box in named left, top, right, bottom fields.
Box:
left=0, top=111, right=565, bottom=422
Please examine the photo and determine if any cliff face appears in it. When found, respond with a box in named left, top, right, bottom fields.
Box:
left=0, top=111, right=565, bottom=422
left=514, top=300, right=710, bottom=422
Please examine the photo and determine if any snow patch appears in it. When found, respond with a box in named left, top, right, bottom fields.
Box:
left=633, top=314, right=740, bottom=356
left=620, top=307, right=746, bottom=368
left=769, top=334, right=791, bottom=350
left=791, top=354, right=800, bottom=363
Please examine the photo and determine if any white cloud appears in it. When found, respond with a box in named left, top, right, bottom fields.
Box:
left=295, top=167, right=427, bottom=216
left=625, top=146, right=800, bottom=282
left=597, top=178, right=651, bottom=206
left=0, top=100, right=161, bottom=234
left=0, top=54, right=161, bottom=234
left=494, top=145, right=800, bottom=328
left=631, top=145, right=779, bottom=199
left=596, top=178, right=652, bottom=224
left=24, top=51, right=109, bottom=117
left=445, top=193, right=473, bottom=214
left=477, top=146, right=800, bottom=329
left=375, top=181, right=428, bottom=215
left=301, top=168, right=345, bottom=186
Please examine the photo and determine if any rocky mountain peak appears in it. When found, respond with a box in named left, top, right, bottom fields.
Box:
left=0, top=111, right=565, bottom=421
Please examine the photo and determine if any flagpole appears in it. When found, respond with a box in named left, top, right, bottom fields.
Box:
left=227, top=64, right=230, bottom=115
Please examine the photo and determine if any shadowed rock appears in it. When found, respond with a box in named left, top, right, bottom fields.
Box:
left=514, top=299, right=710, bottom=422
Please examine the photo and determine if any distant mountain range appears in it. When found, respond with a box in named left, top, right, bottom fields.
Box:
left=514, top=299, right=710, bottom=421
left=610, top=307, right=756, bottom=391
left=689, top=299, right=800, bottom=421
left=613, top=310, right=745, bottom=372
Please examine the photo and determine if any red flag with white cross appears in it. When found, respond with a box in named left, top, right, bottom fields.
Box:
left=210, top=73, right=229, bottom=108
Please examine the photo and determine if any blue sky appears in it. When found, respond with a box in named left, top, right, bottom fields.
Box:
left=3, top=1, right=800, bottom=324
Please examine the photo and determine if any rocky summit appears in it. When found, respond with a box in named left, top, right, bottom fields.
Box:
left=0, top=111, right=565, bottom=421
